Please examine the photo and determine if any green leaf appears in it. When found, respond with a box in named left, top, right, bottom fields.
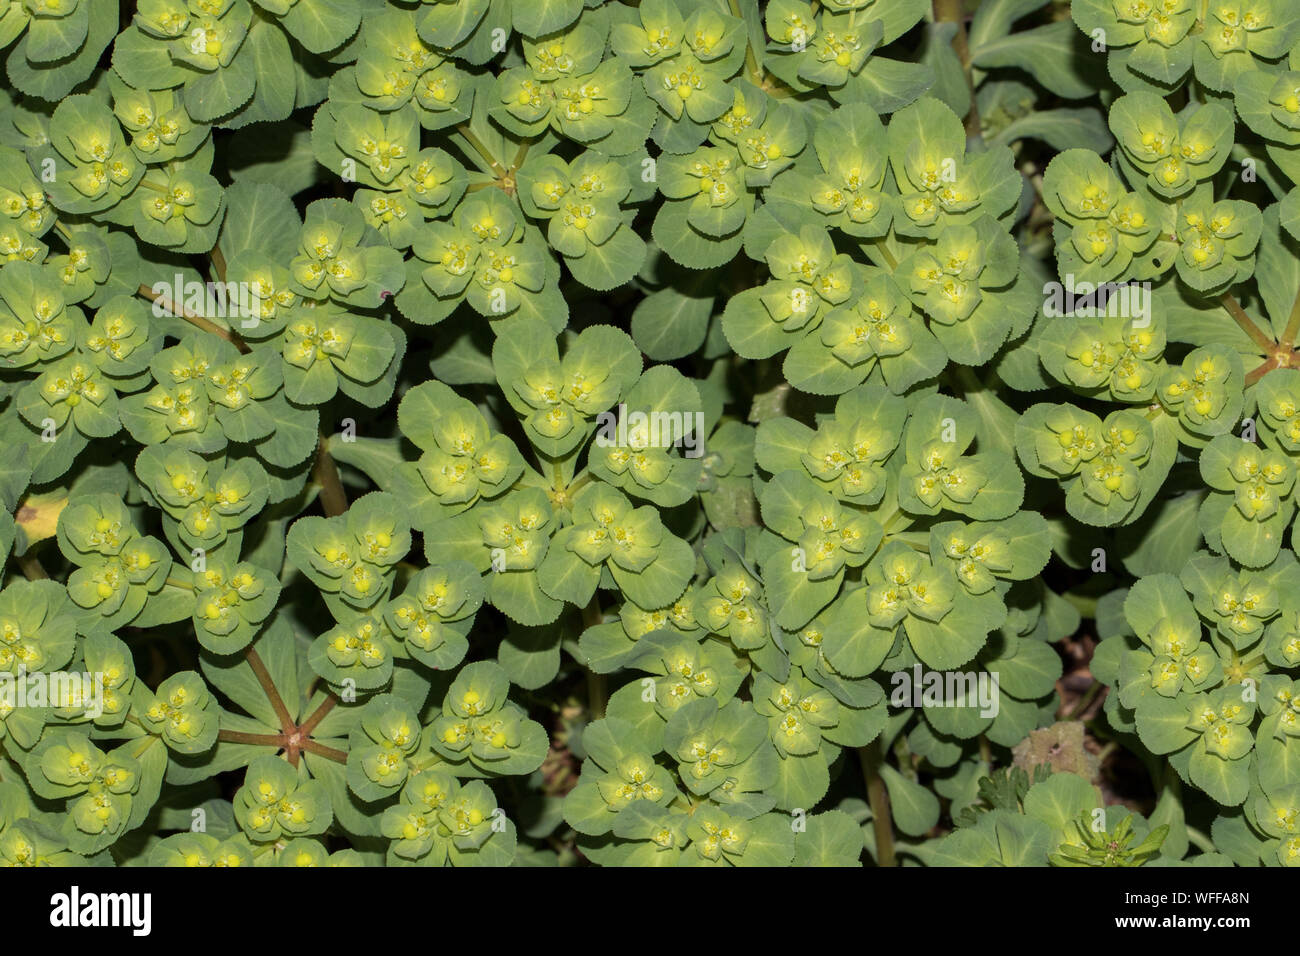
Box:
left=7, top=0, right=117, bottom=101
left=768, top=751, right=830, bottom=812
left=836, top=57, right=935, bottom=114
left=904, top=610, right=992, bottom=671
left=511, top=0, right=583, bottom=38
left=565, top=226, right=647, bottom=292
left=184, top=60, right=258, bottom=125
left=279, top=0, right=362, bottom=54
left=630, top=282, right=714, bottom=362
left=219, top=181, right=302, bottom=265
left=793, top=810, right=864, bottom=866
left=1188, top=748, right=1251, bottom=807
left=880, top=764, right=940, bottom=837
left=990, top=108, right=1114, bottom=152
left=1021, top=771, right=1098, bottom=844
left=972, top=20, right=1105, bottom=99
left=1134, top=695, right=1197, bottom=755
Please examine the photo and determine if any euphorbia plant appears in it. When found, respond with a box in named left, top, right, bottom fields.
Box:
left=0, top=0, right=1296, bottom=870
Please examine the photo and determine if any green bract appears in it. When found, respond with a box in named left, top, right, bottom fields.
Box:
left=1017, top=403, right=1173, bottom=527
left=235, top=753, right=332, bottom=842
left=1040, top=148, right=1162, bottom=284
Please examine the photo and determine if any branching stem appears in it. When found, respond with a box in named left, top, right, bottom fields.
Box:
left=455, top=125, right=505, bottom=176
left=246, top=646, right=295, bottom=735
left=1220, top=291, right=1275, bottom=353
left=217, top=730, right=284, bottom=747
left=300, top=739, right=347, bottom=763
left=298, top=693, right=339, bottom=738
left=136, top=283, right=250, bottom=353
left=210, top=244, right=227, bottom=283
left=512, top=138, right=532, bottom=171
left=868, top=237, right=898, bottom=270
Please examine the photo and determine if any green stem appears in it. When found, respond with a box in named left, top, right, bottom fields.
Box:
left=210, top=243, right=227, bottom=283
left=727, top=0, right=765, bottom=86
left=859, top=739, right=896, bottom=866
left=455, top=124, right=504, bottom=176
left=300, top=739, right=347, bottom=763
left=250, top=841, right=283, bottom=861
left=165, top=576, right=195, bottom=590
left=298, top=693, right=338, bottom=738
left=893, top=734, right=918, bottom=783
left=1247, top=356, right=1282, bottom=387
left=245, top=647, right=295, bottom=735
left=313, top=430, right=349, bottom=518
left=879, top=507, right=912, bottom=536
left=1065, top=680, right=1104, bottom=720
left=511, top=138, right=532, bottom=172
left=218, top=729, right=284, bottom=747
left=582, top=597, right=606, bottom=720
left=137, top=283, right=250, bottom=353
left=129, top=734, right=163, bottom=760
left=868, top=237, right=898, bottom=270
left=586, top=671, right=607, bottom=720
left=566, top=470, right=594, bottom=500
left=408, top=753, right=441, bottom=773
left=1220, top=291, right=1275, bottom=353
